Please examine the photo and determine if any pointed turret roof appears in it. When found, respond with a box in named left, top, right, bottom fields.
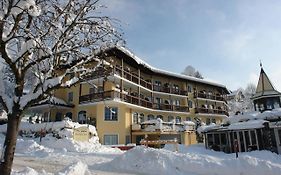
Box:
left=251, top=66, right=281, bottom=100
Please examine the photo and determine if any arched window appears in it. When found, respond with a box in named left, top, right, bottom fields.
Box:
left=65, top=112, right=73, bottom=120
left=168, top=116, right=174, bottom=122
left=176, top=116, right=181, bottom=123
left=147, top=114, right=155, bottom=120
left=157, top=115, right=163, bottom=120
left=78, top=111, right=86, bottom=124
left=212, top=118, right=216, bottom=124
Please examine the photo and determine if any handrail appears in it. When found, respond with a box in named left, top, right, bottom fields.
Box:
left=194, top=92, right=226, bottom=101
left=79, top=90, right=189, bottom=112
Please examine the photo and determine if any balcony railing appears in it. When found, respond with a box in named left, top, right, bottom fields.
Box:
left=194, top=92, right=226, bottom=102
left=153, top=85, right=187, bottom=96
left=195, top=107, right=229, bottom=116
left=82, top=66, right=187, bottom=96
left=79, top=90, right=189, bottom=113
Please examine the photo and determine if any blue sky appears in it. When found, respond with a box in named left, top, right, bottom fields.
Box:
left=103, top=0, right=281, bottom=91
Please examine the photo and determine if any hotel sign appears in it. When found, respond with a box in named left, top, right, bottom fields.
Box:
left=73, top=126, right=90, bottom=141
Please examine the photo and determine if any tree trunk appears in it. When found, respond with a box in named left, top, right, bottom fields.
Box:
left=0, top=113, right=21, bottom=175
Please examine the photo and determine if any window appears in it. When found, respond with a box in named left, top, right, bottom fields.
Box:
left=211, top=118, right=216, bottom=124
left=43, top=112, right=49, bottom=122
left=105, top=107, right=118, bottom=121
left=65, top=112, right=73, bottom=120
left=104, top=135, right=118, bottom=145
left=78, top=111, right=86, bottom=124
left=176, top=116, right=181, bottom=123
left=155, top=80, right=161, bottom=86
left=139, top=113, right=145, bottom=123
left=188, top=100, right=193, bottom=108
left=206, top=118, right=211, bottom=125
left=55, top=112, right=62, bottom=121
left=173, top=84, right=179, bottom=92
left=157, top=115, right=163, bottom=120
left=168, top=116, right=174, bottom=122
left=186, top=117, right=191, bottom=121
left=133, top=112, right=138, bottom=124
left=174, top=99, right=180, bottom=106
left=187, top=85, right=192, bottom=93
left=68, top=92, right=73, bottom=102
left=89, top=87, right=96, bottom=94
left=125, top=135, right=131, bottom=145
left=147, top=114, right=155, bottom=120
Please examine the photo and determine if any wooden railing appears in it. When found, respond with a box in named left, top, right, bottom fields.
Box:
left=194, top=92, right=226, bottom=102
left=82, top=66, right=187, bottom=96
left=79, top=91, right=189, bottom=112
left=195, top=107, right=229, bottom=116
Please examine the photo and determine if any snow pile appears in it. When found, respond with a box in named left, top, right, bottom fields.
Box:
left=57, top=161, right=90, bottom=175
left=108, top=145, right=281, bottom=175
left=0, top=120, right=98, bottom=137
left=0, top=121, right=122, bottom=154
left=12, top=167, right=50, bottom=175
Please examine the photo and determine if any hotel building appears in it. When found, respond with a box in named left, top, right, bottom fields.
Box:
left=29, top=47, right=229, bottom=146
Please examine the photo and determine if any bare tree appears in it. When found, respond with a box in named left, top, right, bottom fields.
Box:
left=0, top=0, right=122, bottom=174
left=182, top=65, right=203, bottom=79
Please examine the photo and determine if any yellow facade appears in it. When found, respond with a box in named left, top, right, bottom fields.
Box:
left=30, top=47, right=229, bottom=146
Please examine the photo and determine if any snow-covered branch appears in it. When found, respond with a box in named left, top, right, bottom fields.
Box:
left=0, top=0, right=123, bottom=114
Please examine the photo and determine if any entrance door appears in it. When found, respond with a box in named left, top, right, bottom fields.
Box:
left=274, top=129, right=281, bottom=154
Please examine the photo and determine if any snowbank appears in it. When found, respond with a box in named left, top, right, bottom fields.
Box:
left=0, top=120, right=97, bottom=136
left=108, top=145, right=281, bottom=175
left=0, top=121, right=122, bottom=154
left=57, top=161, right=90, bottom=175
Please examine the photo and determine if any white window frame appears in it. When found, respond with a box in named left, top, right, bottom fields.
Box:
left=104, top=134, right=119, bottom=145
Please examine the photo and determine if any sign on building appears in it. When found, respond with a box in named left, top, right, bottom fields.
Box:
left=73, top=126, right=90, bottom=141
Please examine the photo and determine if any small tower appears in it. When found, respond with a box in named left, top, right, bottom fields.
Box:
left=251, top=64, right=281, bottom=112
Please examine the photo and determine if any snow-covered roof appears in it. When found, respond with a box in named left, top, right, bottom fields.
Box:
left=228, top=120, right=268, bottom=130
left=225, top=108, right=281, bottom=124
left=109, top=46, right=229, bottom=93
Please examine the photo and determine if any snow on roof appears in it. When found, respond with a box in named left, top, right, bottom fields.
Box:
left=225, top=108, right=281, bottom=124
left=115, top=46, right=229, bottom=92
left=228, top=120, right=268, bottom=130
left=197, top=123, right=222, bottom=134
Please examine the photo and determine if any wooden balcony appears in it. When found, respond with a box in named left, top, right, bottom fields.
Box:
left=195, top=107, right=229, bottom=116
left=153, top=85, right=188, bottom=96
left=194, top=92, right=226, bottom=102
left=82, top=66, right=187, bottom=96
left=79, top=90, right=189, bottom=113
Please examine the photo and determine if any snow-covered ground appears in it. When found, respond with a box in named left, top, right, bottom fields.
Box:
left=0, top=122, right=281, bottom=175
